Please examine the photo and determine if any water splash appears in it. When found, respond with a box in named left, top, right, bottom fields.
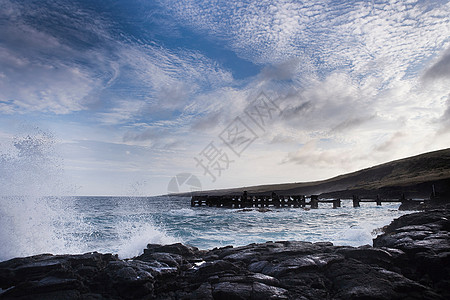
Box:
left=0, top=130, right=86, bottom=261
left=0, top=132, right=62, bottom=197
left=116, top=221, right=179, bottom=259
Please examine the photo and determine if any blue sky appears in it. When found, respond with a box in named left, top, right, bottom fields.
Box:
left=0, top=0, right=449, bottom=196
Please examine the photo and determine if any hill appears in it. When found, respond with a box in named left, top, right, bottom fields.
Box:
left=190, top=148, right=450, bottom=199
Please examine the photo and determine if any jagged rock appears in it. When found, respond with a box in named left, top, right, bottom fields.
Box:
left=141, top=252, right=183, bottom=268
left=144, top=243, right=200, bottom=257
left=326, top=259, right=439, bottom=300
left=194, top=260, right=241, bottom=281
left=212, top=282, right=252, bottom=299
left=252, top=282, right=288, bottom=299
left=189, top=282, right=213, bottom=299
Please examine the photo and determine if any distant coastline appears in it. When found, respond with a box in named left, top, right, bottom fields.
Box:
left=174, top=148, right=450, bottom=202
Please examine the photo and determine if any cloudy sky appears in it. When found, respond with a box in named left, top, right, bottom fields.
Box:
left=0, top=0, right=449, bottom=196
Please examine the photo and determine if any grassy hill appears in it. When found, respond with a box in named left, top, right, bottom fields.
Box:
left=190, top=148, right=450, bottom=199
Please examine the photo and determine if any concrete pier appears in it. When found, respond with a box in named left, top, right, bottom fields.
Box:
left=191, top=193, right=410, bottom=209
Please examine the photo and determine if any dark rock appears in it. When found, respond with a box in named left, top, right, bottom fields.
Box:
left=373, top=208, right=450, bottom=298
left=129, top=259, right=178, bottom=277
left=212, top=282, right=252, bottom=300
left=248, top=261, right=270, bottom=273
left=4, top=289, right=82, bottom=300
left=189, top=282, right=213, bottom=300
left=249, top=273, right=280, bottom=286
left=144, top=243, right=200, bottom=257
left=260, top=254, right=337, bottom=277
left=252, top=282, right=288, bottom=299
left=327, top=259, right=440, bottom=299
left=140, top=252, right=183, bottom=268
left=224, top=251, right=259, bottom=263
left=399, top=199, right=425, bottom=210
left=194, top=260, right=241, bottom=281
left=336, top=246, right=393, bottom=267
left=379, top=209, right=450, bottom=235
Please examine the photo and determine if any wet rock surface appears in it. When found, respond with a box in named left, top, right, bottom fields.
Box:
left=1, top=210, right=449, bottom=299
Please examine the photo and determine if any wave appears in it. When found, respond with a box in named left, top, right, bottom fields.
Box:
left=332, top=224, right=375, bottom=247
left=116, top=221, right=179, bottom=259
left=167, top=208, right=197, bottom=217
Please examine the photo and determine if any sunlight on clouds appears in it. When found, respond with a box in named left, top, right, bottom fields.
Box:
left=1, top=0, right=449, bottom=195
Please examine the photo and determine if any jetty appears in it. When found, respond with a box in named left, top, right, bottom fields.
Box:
left=191, top=192, right=421, bottom=209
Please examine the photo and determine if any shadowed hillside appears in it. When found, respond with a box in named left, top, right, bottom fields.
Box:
left=190, top=148, right=450, bottom=199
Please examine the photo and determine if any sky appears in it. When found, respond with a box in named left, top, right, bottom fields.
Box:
left=0, top=0, right=449, bottom=196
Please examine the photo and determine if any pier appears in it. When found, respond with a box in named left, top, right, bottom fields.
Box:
left=191, top=193, right=419, bottom=209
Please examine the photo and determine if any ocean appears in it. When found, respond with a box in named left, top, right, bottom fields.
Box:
left=0, top=195, right=410, bottom=262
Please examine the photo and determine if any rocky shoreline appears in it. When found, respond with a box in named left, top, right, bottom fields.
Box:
left=1, top=208, right=449, bottom=299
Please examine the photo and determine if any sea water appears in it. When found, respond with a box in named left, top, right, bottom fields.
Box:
left=0, top=195, right=410, bottom=261
left=0, top=132, right=411, bottom=262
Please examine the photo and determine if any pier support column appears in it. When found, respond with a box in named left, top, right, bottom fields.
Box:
left=332, top=199, right=341, bottom=209
left=400, top=193, right=407, bottom=207
left=274, top=197, right=280, bottom=208
left=376, top=195, right=382, bottom=206
left=352, top=195, right=360, bottom=208
left=311, top=195, right=319, bottom=209
left=224, top=197, right=232, bottom=208
left=300, top=196, right=306, bottom=208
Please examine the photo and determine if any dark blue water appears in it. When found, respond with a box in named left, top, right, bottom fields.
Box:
left=0, top=195, right=409, bottom=261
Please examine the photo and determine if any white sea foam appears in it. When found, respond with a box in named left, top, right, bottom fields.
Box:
left=168, top=208, right=197, bottom=217
left=116, top=221, right=179, bottom=259
left=332, top=224, right=375, bottom=247
left=331, top=211, right=403, bottom=247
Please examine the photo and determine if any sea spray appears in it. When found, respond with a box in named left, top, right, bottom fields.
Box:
left=0, top=131, right=87, bottom=261
left=113, top=195, right=180, bottom=259
left=116, top=221, right=179, bottom=259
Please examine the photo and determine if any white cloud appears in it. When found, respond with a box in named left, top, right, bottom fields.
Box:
left=0, top=0, right=116, bottom=114
left=0, top=0, right=234, bottom=120
left=162, top=0, right=450, bottom=83
left=101, top=43, right=234, bottom=124
left=97, top=100, right=147, bottom=125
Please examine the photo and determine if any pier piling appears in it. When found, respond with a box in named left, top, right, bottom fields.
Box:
left=352, top=195, right=361, bottom=208
left=376, top=195, right=382, bottom=206
left=332, top=198, right=341, bottom=209
left=310, top=195, right=319, bottom=209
